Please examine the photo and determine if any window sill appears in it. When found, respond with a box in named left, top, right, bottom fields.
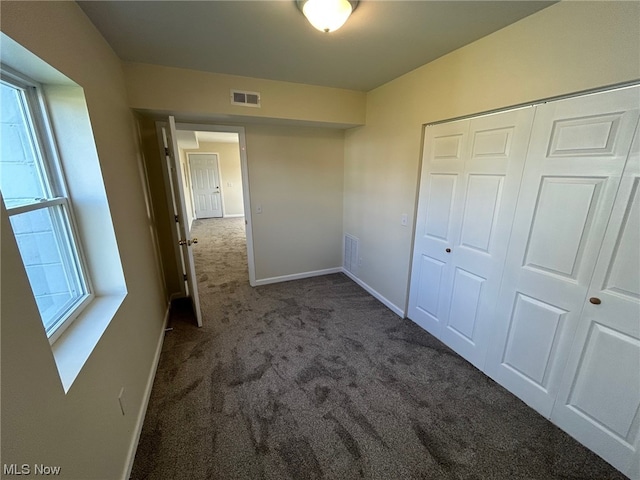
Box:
left=51, top=293, right=126, bottom=393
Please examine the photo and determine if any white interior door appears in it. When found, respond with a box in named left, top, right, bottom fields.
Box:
left=485, top=87, right=640, bottom=417
left=438, top=108, right=535, bottom=368
left=408, top=119, right=467, bottom=337
left=189, top=153, right=222, bottom=219
left=408, top=107, right=534, bottom=368
left=551, top=121, right=640, bottom=477
left=162, top=117, right=202, bottom=327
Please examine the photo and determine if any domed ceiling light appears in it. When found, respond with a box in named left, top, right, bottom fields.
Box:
left=296, top=0, right=359, bottom=33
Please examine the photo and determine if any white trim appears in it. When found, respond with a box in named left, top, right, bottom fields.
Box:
left=253, top=268, right=406, bottom=320
left=223, top=213, right=244, bottom=218
left=122, top=304, right=170, bottom=480
left=254, top=267, right=343, bottom=286
left=6, top=196, right=66, bottom=215
left=341, top=268, right=405, bottom=318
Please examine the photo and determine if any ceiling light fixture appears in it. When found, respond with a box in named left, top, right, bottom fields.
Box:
left=296, top=0, right=359, bottom=33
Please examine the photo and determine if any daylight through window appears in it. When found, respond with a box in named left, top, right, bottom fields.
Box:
left=0, top=69, right=91, bottom=340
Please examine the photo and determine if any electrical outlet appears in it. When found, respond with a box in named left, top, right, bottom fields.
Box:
left=227, top=181, right=233, bottom=187
left=118, top=387, right=126, bottom=416
left=401, top=213, right=408, bottom=226
left=358, top=257, right=363, bottom=266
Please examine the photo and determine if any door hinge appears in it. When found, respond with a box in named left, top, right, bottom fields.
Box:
left=175, top=214, right=179, bottom=223
left=164, top=147, right=170, bottom=156
left=183, top=274, right=188, bottom=281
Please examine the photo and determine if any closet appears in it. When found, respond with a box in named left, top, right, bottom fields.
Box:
left=408, top=85, right=640, bottom=477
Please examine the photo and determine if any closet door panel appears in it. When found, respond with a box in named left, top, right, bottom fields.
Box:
left=458, top=174, right=504, bottom=255
left=424, top=174, right=457, bottom=242
left=439, top=108, right=535, bottom=368
left=408, top=120, right=468, bottom=336
left=414, top=254, right=446, bottom=322
left=551, top=121, right=640, bottom=476
left=446, top=267, right=485, bottom=341
left=486, top=87, right=640, bottom=418
left=501, top=293, right=568, bottom=389
left=523, top=177, right=605, bottom=278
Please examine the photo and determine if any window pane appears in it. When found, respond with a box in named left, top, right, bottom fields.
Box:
left=0, top=82, right=48, bottom=207
left=9, top=206, right=86, bottom=334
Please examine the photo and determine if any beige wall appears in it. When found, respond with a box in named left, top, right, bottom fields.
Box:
left=183, top=141, right=245, bottom=218
left=1, top=3, right=167, bottom=479
left=344, top=1, right=640, bottom=310
left=124, top=62, right=367, bottom=127
left=246, top=125, right=345, bottom=280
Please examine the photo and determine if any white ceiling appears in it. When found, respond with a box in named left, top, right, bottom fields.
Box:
left=177, top=130, right=239, bottom=150
left=197, top=131, right=239, bottom=144
left=176, top=130, right=199, bottom=149
left=78, top=1, right=555, bottom=92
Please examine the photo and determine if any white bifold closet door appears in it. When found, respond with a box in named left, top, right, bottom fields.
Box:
left=550, top=120, right=640, bottom=477
left=409, top=85, right=640, bottom=476
left=408, top=107, right=535, bottom=369
left=484, top=87, right=640, bottom=419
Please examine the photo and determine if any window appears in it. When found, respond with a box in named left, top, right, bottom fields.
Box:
left=0, top=67, right=92, bottom=341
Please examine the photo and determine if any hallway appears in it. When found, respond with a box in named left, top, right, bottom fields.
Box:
left=191, top=217, right=250, bottom=323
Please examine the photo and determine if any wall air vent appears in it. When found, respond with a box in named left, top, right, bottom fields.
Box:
left=344, top=234, right=359, bottom=275
left=231, top=90, right=261, bottom=108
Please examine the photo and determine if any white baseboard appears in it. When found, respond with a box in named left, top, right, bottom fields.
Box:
left=341, top=268, right=405, bottom=318
left=122, top=304, right=170, bottom=480
left=223, top=214, right=244, bottom=218
left=254, top=267, right=343, bottom=286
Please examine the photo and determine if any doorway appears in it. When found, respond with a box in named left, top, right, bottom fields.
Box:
left=176, top=129, right=249, bottom=226
left=158, top=121, right=257, bottom=324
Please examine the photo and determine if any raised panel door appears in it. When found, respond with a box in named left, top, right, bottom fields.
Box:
left=408, top=120, right=468, bottom=336
left=485, top=86, right=640, bottom=417
left=189, top=153, right=223, bottom=219
left=551, top=120, right=640, bottom=476
left=439, top=108, right=535, bottom=368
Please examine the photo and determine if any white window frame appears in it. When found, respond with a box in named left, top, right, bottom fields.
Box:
left=1, top=65, right=93, bottom=343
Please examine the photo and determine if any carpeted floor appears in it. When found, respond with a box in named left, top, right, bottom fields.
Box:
left=130, top=217, right=626, bottom=480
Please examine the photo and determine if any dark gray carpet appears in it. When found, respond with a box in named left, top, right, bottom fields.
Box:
left=130, top=217, right=625, bottom=480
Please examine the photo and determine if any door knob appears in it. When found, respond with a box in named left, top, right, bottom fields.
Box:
left=178, top=238, right=198, bottom=246
left=445, top=248, right=451, bottom=253
left=589, top=297, right=601, bottom=305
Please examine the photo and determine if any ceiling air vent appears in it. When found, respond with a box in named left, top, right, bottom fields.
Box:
left=231, top=90, right=261, bottom=108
